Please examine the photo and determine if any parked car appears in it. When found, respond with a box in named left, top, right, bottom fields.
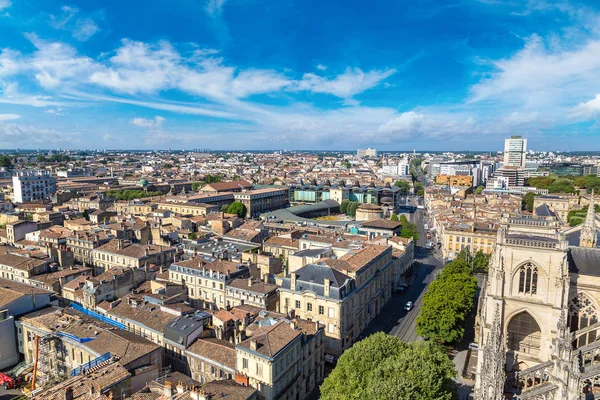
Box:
left=404, top=301, right=413, bottom=311
left=0, top=372, right=16, bottom=390
left=325, top=354, right=338, bottom=365
left=469, top=342, right=479, bottom=351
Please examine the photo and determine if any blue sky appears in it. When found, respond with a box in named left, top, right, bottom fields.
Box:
left=1, top=0, right=600, bottom=150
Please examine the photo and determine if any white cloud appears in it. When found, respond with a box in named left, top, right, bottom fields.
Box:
left=44, top=108, right=64, bottom=115
left=24, top=33, right=99, bottom=89
left=0, top=0, right=10, bottom=11
left=377, top=111, right=425, bottom=136
left=90, top=39, right=179, bottom=94
left=73, top=18, right=99, bottom=41
left=571, top=94, right=600, bottom=119
left=205, top=0, right=227, bottom=17
left=0, top=113, right=19, bottom=121
left=469, top=33, right=600, bottom=109
left=0, top=121, right=72, bottom=144
left=316, top=64, right=327, bottom=71
left=296, top=67, right=396, bottom=99
left=230, top=69, right=291, bottom=98
left=130, top=116, right=166, bottom=129
left=50, top=6, right=100, bottom=41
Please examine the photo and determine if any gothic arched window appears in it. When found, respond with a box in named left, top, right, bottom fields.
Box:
left=568, top=293, right=600, bottom=348
left=507, top=311, right=541, bottom=356
left=517, top=263, right=538, bottom=295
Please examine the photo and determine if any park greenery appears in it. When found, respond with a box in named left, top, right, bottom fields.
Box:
left=340, top=200, right=360, bottom=217
left=567, top=204, right=600, bottom=227
left=398, top=214, right=419, bottom=240
left=106, top=189, right=163, bottom=201
left=390, top=213, right=399, bottom=221
left=0, top=155, right=12, bottom=168
left=223, top=201, right=247, bottom=218
left=203, top=174, right=223, bottom=184
left=416, top=248, right=480, bottom=344
left=414, top=181, right=425, bottom=197
left=36, top=154, right=71, bottom=163
left=523, top=192, right=538, bottom=213
left=394, top=180, right=411, bottom=195
left=320, top=332, right=457, bottom=400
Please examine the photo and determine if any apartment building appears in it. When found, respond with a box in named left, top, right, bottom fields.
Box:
left=6, top=220, right=38, bottom=245
left=236, top=318, right=324, bottom=400
left=435, top=174, right=474, bottom=187
left=20, top=307, right=161, bottom=391
left=168, top=257, right=249, bottom=310
left=66, top=230, right=112, bottom=264
left=156, top=202, right=220, bottom=217
left=278, top=244, right=394, bottom=356
left=12, top=170, right=57, bottom=203
left=225, top=278, right=278, bottom=310
left=92, top=239, right=176, bottom=271
left=233, top=188, right=289, bottom=218
left=186, top=337, right=237, bottom=384
left=441, top=223, right=497, bottom=260
left=0, top=252, right=50, bottom=284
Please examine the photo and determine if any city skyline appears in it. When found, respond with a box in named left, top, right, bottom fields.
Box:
left=1, top=0, right=600, bottom=150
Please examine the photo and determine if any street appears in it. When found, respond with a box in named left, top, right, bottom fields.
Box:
left=361, top=207, right=444, bottom=342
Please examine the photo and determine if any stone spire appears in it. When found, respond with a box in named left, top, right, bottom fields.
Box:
left=476, top=304, right=506, bottom=400
left=580, top=190, right=597, bottom=248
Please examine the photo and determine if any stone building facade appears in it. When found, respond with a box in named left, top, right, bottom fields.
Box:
left=475, top=195, right=600, bottom=399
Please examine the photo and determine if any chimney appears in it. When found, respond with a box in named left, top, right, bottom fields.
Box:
left=290, top=272, right=297, bottom=291
left=107, top=392, right=113, bottom=400
left=65, top=387, right=74, bottom=400
left=290, top=321, right=296, bottom=330
left=163, top=381, right=173, bottom=398
left=250, top=339, right=258, bottom=351
left=324, top=278, right=331, bottom=297
left=89, top=384, right=95, bottom=397
left=176, top=381, right=184, bottom=394
left=198, top=390, right=212, bottom=400
left=248, top=278, right=252, bottom=287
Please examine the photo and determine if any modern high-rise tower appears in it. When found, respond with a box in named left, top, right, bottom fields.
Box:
left=503, top=136, right=527, bottom=168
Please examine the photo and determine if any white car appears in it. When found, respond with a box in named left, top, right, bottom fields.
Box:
left=404, top=301, right=413, bottom=311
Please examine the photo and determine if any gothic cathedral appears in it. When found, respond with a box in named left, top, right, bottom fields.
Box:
left=475, top=194, right=600, bottom=399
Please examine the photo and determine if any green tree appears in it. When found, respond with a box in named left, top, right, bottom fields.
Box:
left=390, top=213, right=399, bottom=221
left=192, top=182, right=204, bottom=191
left=204, top=174, right=222, bottom=184
left=220, top=204, right=230, bottom=212
left=106, top=190, right=163, bottom=201
left=36, top=155, right=48, bottom=163
left=416, top=256, right=478, bottom=344
left=474, top=186, right=484, bottom=195
left=397, top=214, right=419, bottom=240
left=320, top=332, right=456, bottom=400
left=523, top=192, right=537, bottom=212
left=473, top=250, right=490, bottom=274
left=394, top=180, right=411, bottom=195
left=0, top=155, right=12, bottom=168
left=189, top=232, right=198, bottom=240
left=347, top=201, right=359, bottom=217
left=163, top=163, right=173, bottom=169
left=567, top=204, right=600, bottom=226
left=340, top=199, right=350, bottom=214
left=226, top=201, right=247, bottom=218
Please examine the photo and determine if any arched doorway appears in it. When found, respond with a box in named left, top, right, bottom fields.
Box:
left=507, top=311, right=541, bottom=357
